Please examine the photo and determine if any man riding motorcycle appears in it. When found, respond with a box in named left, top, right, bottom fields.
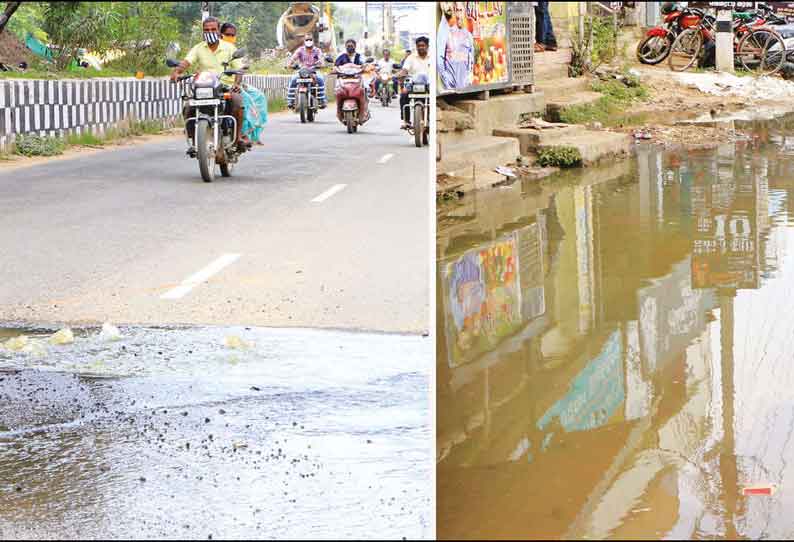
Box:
left=374, top=49, right=398, bottom=98
left=398, top=36, right=430, bottom=129
left=287, top=34, right=327, bottom=110
left=169, top=16, right=249, bottom=150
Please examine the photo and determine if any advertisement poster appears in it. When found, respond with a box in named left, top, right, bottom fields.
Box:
left=437, top=2, right=509, bottom=94
left=443, top=233, right=522, bottom=368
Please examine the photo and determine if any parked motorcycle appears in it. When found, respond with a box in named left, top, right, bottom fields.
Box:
left=404, top=72, right=429, bottom=147
left=333, top=58, right=375, bottom=134
left=166, top=48, right=248, bottom=183
left=636, top=3, right=688, bottom=64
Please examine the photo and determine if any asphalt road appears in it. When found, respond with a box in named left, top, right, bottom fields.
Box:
left=0, top=326, right=432, bottom=539
left=0, top=103, right=429, bottom=333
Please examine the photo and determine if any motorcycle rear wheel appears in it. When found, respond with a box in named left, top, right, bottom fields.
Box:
left=345, top=111, right=355, bottom=134
left=668, top=28, right=702, bottom=72
left=196, top=119, right=215, bottom=183
left=414, top=104, right=423, bottom=147
left=220, top=157, right=234, bottom=177
left=636, top=33, right=674, bottom=65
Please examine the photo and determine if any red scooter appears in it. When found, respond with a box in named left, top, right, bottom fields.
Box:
left=333, top=59, right=374, bottom=134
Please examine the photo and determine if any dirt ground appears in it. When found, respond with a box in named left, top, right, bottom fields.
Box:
left=606, top=64, right=794, bottom=148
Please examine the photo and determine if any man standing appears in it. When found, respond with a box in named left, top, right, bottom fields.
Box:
left=534, top=1, right=558, bottom=52
left=170, top=16, right=249, bottom=149
left=398, top=36, right=430, bottom=129
left=287, top=34, right=327, bottom=109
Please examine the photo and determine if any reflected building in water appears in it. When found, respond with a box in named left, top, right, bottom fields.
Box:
left=437, top=128, right=790, bottom=539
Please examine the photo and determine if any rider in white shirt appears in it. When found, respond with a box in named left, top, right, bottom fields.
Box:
left=374, top=49, right=397, bottom=98
left=398, top=37, right=430, bottom=128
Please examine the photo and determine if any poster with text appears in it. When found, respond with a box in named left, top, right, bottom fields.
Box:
left=437, top=2, right=509, bottom=94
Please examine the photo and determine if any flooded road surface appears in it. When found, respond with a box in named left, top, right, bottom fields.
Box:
left=437, top=113, right=794, bottom=539
left=0, top=326, right=430, bottom=539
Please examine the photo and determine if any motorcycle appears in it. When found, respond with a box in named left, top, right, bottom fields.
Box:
left=292, top=65, right=322, bottom=123
left=636, top=3, right=689, bottom=64
left=333, top=58, right=375, bottom=134
left=403, top=71, right=429, bottom=147
left=166, top=48, right=248, bottom=183
left=377, top=67, right=394, bottom=107
left=291, top=55, right=333, bottom=124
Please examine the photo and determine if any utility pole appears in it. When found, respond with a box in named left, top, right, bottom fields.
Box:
left=715, top=7, right=735, bottom=73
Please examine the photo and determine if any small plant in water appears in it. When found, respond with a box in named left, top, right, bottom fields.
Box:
left=537, top=146, right=583, bottom=168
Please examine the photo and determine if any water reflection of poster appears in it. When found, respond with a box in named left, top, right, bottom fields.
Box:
left=537, top=331, right=624, bottom=434
left=444, top=233, right=522, bottom=368
left=518, top=223, right=545, bottom=321
left=437, top=2, right=508, bottom=94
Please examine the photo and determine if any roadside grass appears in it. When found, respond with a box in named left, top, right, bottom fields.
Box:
left=10, top=118, right=175, bottom=158
left=268, top=97, right=287, bottom=113
left=0, top=68, right=165, bottom=80
left=559, top=77, right=650, bottom=126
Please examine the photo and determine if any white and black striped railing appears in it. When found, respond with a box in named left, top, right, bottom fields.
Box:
left=0, top=74, right=325, bottom=152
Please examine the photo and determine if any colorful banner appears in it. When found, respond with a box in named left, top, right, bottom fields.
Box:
left=443, top=233, right=522, bottom=368
left=437, top=2, right=509, bottom=94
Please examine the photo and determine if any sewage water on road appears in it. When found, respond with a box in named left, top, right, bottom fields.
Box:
left=437, top=113, right=794, bottom=540
left=0, top=326, right=431, bottom=539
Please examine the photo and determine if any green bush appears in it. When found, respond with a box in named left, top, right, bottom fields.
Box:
left=14, top=135, right=66, bottom=157
left=537, top=146, right=583, bottom=168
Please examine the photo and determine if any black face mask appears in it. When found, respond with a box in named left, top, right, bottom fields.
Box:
left=346, top=47, right=355, bottom=55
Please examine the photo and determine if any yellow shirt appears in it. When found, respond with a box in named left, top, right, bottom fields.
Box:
left=184, top=40, right=243, bottom=86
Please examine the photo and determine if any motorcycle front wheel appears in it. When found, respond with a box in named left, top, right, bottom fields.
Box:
left=196, top=119, right=215, bottom=183
left=414, top=103, right=424, bottom=147
left=298, top=93, right=308, bottom=124
left=636, top=33, right=674, bottom=65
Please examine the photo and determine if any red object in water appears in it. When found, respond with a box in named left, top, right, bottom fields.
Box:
left=742, top=486, right=775, bottom=496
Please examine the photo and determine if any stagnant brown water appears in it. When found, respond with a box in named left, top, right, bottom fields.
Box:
left=437, top=114, right=794, bottom=540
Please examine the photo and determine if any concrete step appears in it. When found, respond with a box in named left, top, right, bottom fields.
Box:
left=537, top=130, right=633, bottom=165
left=438, top=135, right=521, bottom=177
left=493, top=124, right=584, bottom=155
left=535, top=76, right=592, bottom=99
left=544, top=91, right=604, bottom=122
left=439, top=128, right=477, bottom=146
left=533, top=48, right=572, bottom=80
left=453, top=93, right=546, bottom=137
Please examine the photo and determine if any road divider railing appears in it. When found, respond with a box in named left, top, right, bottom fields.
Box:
left=0, top=74, right=336, bottom=154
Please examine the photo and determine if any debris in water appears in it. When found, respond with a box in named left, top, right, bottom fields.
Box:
left=99, top=322, right=123, bottom=342
left=4, top=335, right=29, bottom=352
left=49, top=327, right=75, bottom=345
left=494, top=166, right=517, bottom=179
left=224, top=335, right=251, bottom=350
left=634, top=131, right=652, bottom=140
left=743, top=484, right=777, bottom=496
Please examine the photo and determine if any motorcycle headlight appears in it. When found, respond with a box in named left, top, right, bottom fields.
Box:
left=195, top=87, right=214, bottom=99
left=412, top=84, right=426, bottom=93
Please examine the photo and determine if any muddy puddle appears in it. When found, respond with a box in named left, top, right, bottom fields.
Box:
left=0, top=326, right=431, bottom=539
left=437, top=112, right=794, bottom=539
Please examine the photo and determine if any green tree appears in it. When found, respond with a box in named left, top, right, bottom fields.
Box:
left=41, top=2, right=120, bottom=69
